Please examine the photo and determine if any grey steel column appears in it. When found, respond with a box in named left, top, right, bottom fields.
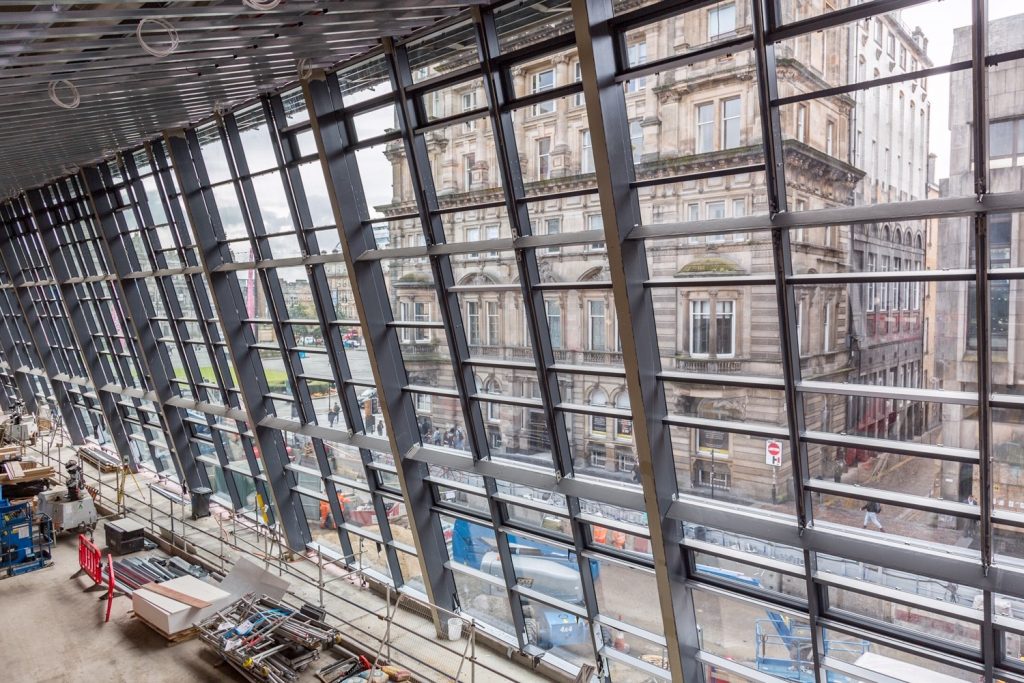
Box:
left=970, top=0, right=995, bottom=678
left=263, top=94, right=362, bottom=566
left=145, top=140, right=253, bottom=509
left=82, top=162, right=209, bottom=491
left=221, top=104, right=370, bottom=566
left=137, top=142, right=246, bottom=507
left=0, top=298, right=38, bottom=413
left=0, top=286, right=47, bottom=416
left=25, top=186, right=136, bottom=468
left=572, top=0, right=701, bottom=680
left=752, top=0, right=826, bottom=677
left=0, top=201, right=85, bottom=444
left=303, top=70, right=458, bottom=616
left=165, top=128, right=311, bottom=552
left=470, top=7, right=604, bottom=659
left=383, top=36, right=533, bottom=643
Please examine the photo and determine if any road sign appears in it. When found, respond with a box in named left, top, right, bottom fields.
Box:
left=765, top=439, right=783, bottom=467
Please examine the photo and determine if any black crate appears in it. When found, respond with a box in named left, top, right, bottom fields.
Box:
left=104, top=519, right=146, bottom=556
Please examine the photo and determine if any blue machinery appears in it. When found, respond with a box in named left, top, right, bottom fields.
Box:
left=0, top=486, right=53, bottom=577
left=699, top=565, right=869, bottom=683
left=453, top=519, right=872, bottom=676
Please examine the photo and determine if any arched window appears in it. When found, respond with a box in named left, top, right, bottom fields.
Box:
left=882, top=224, right=891, bottom=241
left=589, top=388, right=608, bottom=435
left=615, top=392, right=632, bottom=439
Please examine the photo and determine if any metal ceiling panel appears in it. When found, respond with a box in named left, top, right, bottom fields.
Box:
left=0, top=0, right=484, bottom=199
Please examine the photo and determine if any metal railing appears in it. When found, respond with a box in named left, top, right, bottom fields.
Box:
left=29, top=436, right=549, bottom=683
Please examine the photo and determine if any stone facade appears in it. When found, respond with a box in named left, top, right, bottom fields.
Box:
left=938, top=15, right=1024, bottom=530
left=372, top=1, right=941, bottom=507
left=843, top=11, right=933, bottom=462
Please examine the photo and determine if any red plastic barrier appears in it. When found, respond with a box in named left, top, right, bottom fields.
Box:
left=78, top=533, right=102, bottom=585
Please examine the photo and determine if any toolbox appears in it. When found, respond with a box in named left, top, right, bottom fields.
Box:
left=104, top=518, right=146, bottom=555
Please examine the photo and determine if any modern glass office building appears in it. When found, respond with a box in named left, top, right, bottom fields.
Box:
left=1, top=1, right=1024, bottom=681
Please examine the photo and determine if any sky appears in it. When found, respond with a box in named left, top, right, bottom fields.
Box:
left=902, top=0, right=1021, bottom=179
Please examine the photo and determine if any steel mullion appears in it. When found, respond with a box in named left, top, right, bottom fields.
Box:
left=303, top=69, right=458, bottom=616
left=572, top=0, right=703, bottom=680
left=265, top=92, right=367, bottom=566
left=84, top=161, right=211, bottom=492
left=120, top=156, right=212, bottom=409
left=165, top=127, right=311, bottom=552
left=477, top=6, right=609, bottom=657
left=220, top=110, right=314, bottom=427
left=970, top=0, right=995, bottom=678
left=148, top=141, right=239, bottom=411
left=385, top=33, right=536, bottom=643
left=0, top=291, right=40, bottom=413
left=0, top=201, right=85, bottom=443
left=134, top=150, right=247, bottom=506
left=750, top=0, right=828, bottom=679
left=27, top=183, right=137, bottom=469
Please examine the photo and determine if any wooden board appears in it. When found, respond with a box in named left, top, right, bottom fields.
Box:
left=141, top=582, right=213, bottom=608
left=0, top=463, right=53, bottom=484
left=130, top=611, right=199, bottom=644
left=3, top=461, right=23, bottom=478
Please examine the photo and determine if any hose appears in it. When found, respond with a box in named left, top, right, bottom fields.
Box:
left=136, top=17, right=179, bottom=59
left=47, top=79, right=80, bottom=109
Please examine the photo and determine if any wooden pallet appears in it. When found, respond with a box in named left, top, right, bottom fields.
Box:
left=129, top=610, right=200, bottom=644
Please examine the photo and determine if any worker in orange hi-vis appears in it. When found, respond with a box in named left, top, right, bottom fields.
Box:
left=592, top=525, right=608, bottom=545
left=319, top=499, right=333, bottom=529
left=320, top=493, right=351, bottom=530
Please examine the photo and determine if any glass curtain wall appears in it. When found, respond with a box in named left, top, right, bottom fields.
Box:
left=0, top=1, right=1022, bottom=681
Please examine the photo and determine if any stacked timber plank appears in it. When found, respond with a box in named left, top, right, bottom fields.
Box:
left=0, top=459, right=55, bottom=500
left=0, top=444, right=22, bottom=462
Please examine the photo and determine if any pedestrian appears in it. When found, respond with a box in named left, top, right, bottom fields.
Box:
left=966, top=494, right=979, bottom=538
left=432, top=428, right=441, bottom=445
left=453, top=426, right=464, bottom=450
left=327, top=405, right=337, bottom=427
left=861, top=500, right=885, bottom=532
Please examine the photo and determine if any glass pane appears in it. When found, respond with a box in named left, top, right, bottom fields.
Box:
left=249, top=172, right=292, bottom=234
left=624, top=2, right=752, bottom=62
left=495, top=0, right=573, bottom=54
left=235, top=105, right=277, bottom=174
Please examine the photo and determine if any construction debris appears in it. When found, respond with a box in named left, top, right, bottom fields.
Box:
left=198, top=593, right=341, bottom=682
left=76, top=445, right=122, bottom=472
left=110, top=555, right=209, bottom=593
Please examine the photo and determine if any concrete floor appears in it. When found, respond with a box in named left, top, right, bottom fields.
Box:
left=0, top=440, right=560, bottom=683
left=0, top=535, right=226, bottom=683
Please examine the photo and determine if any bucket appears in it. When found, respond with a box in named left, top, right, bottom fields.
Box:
left=446, top=617, right=463, bottom=640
